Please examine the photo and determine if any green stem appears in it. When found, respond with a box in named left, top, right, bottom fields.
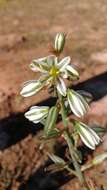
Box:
left=58, top=93, right=90, bottom=190
left=63, top=131, right=85, bottom=184
left=64, top=132, right=90, bottom=190
left=59, top=95, right=68, bottom=128
left=81, top=162, right=93, bottom=172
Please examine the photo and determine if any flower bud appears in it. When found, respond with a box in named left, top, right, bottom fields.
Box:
left=92, top=153, right=107, bottom=165
left=67, top=89, right=89, bottom=117
left=25, top=106, right=49, bottom=124
left=20, top=80, right=43, bottom=97
left=73, top=120, right=101, bottom=150
left=54, top=33, right=65, bottom=53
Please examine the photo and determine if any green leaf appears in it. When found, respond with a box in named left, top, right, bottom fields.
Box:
left=69, top=135, right=75, bottom=145
left=93, top=126, right=106, bottom=135
left=43, top=128, right=60, bottom=139
left=44, top=106, right=58, bottom=136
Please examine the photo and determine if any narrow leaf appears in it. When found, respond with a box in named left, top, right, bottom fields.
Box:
left=93, top=126, right=106, bottom=135
left=43, top=129, right=60, bottom=139
left=44, top=106, right=58, bottom=136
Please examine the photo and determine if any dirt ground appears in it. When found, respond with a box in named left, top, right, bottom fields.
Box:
left=0, top=0, right=107, bottom=189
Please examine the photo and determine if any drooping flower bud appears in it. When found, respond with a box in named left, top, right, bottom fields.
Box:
left=67, top=89, right=89, bottom=117
left=73, top=120, right=101, bottom=150
left=25, top=106, right=49, bottom=124
left=54, top=33, right=66, bottom=53
left=20, top=80, right=43, bottom=97
left=92, top=153, right=107, bottom=165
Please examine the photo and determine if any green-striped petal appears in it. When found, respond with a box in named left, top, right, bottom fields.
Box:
left=25, top=106, right=49, bottom=124
left=58, top=56, right=71, bottom=71
left=30, top=55, right=55, bottom=73
left=66, top=65, right=79, bottom=79
left=67, top=89, right=89, bottom=117
left=56, top=77, right=67, bottom=97
left=54, top=33, right=65, bottom=53
left=74, top=121, right=101, bottom=150
left=20, top=80, right=43, bottom=97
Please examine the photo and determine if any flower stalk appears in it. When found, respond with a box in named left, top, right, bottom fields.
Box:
left=59, top=93, right=89, bottom=188
left=20, top=32, right=104, bottom=190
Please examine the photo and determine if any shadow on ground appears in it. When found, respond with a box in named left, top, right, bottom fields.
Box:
left=19, top=143, right=92, bottom=190
left=19, top=165, right=71, bottom=190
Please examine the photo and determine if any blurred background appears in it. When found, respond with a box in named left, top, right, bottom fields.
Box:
left=0, top=0, right=107, bottom=189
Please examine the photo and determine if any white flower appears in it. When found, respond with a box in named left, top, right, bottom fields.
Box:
left=26, top=55, right=78, bottom=97
left=25, top=106, right=49, bottom=124
left=67, top=89, right=89, bottom=117
left=20, top=54, right=79, bottom=97
left=74, top=121, right=101, bottom=150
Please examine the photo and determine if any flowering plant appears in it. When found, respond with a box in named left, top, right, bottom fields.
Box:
left=20, top=33, right=107, bottom=190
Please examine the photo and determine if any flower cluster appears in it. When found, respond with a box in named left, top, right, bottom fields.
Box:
left=20, top=55, right=79, bottom=97
left=20, top=33, right=101, bottom=151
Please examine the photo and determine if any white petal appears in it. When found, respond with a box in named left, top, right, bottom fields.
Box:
left=75, top=92, right=89, bottom=115
left=57, top=78, right=66, bottom=96
left=61, top=70, right=68, bottom=79
left=47, top=55, right=56, bottom=67
left=79, top=131, right=95, bottom=150
left=25, top=106, right=49, bottom=123
left=25, top=112, right=46, bottom=122
left=58, top=57, right=71, bottom=71
left=29, top=62, right=47, bottom=73
left=20, top=80, right=43, bottom=97
left=79, top=125, right=96, bottom=149
left=68, top=93, right=83, bottom=117
left=30, top=55, right=55, bottom=73
left=30, top=106, right=49, bottom=111
left=77, top=122, right=101, bottom=149
left=33, top=56, right=49, bottom=64
left=67, top=90, right=89, bottom=117
left=87, top=126, right=101, bottom=145
left=80, top=122, right=101, bottom=145
left=66, top=65, right=79, bottom=78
